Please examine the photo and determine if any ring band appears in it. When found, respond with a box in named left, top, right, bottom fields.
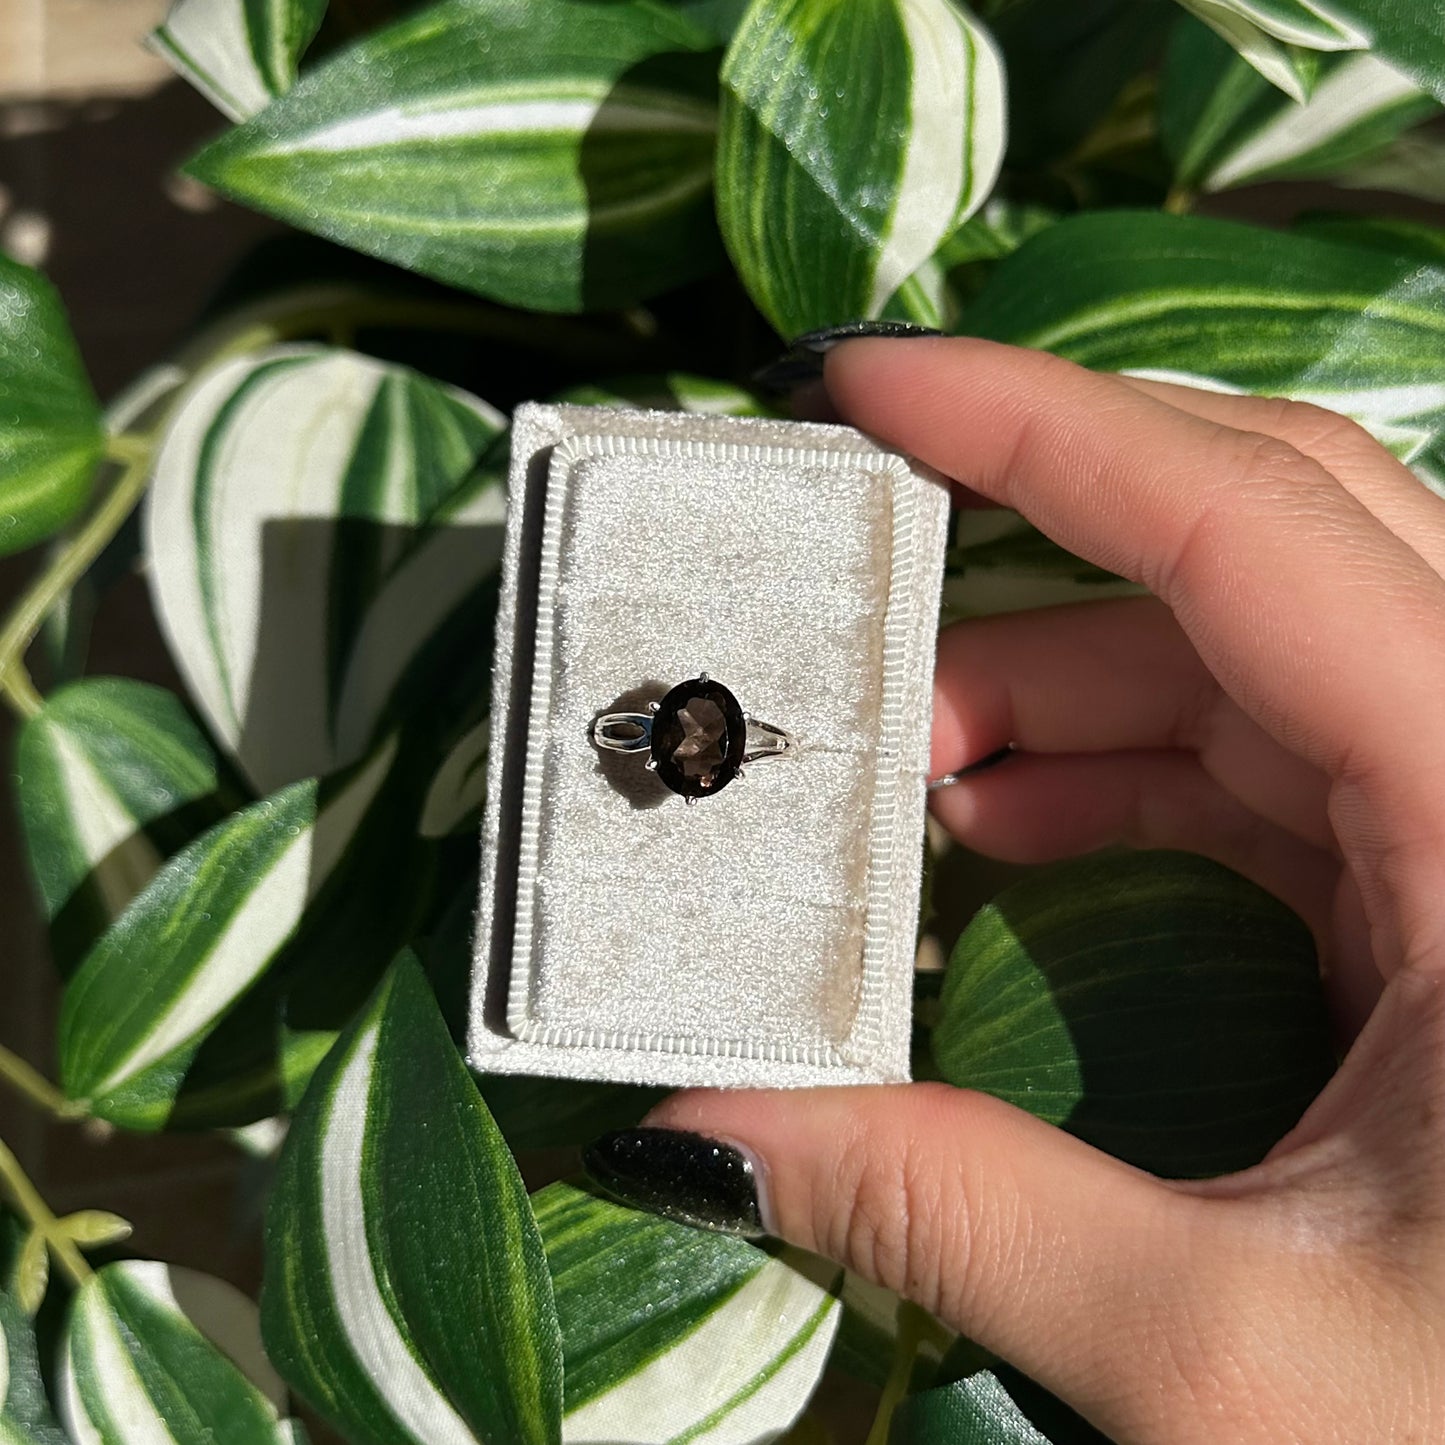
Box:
left=592, top=673, right=796, bottom=802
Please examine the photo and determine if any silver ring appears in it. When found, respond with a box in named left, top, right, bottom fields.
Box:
left=592, top=673, right=796, bottom=803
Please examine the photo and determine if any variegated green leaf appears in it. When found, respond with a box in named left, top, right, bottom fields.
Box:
left=1294, top=213, right=1445, bottom=262
left=1172, top=0, right=1365, bottom=102
left=58, top=1260, right=298, bottom=1445
left=147, top=0, right=326, bottom=121
left=1332, top=128, right=1445, bottom=201
left=533, top=1183, right=837, bottom=1442
left=185, top=0, right=724, bottom=312
left=960, top=209, right=1445, bottom=492
left=261, top=955, right=563, bottom=1445
left=54, top=1212, right=133, bottom=1252
left=145, top=346, right=505, bottom=793
left=935, top=199, right=1058, bottom=271
left=555, top=374, right=773, bottom=416
left=16, top=678, right=231, bottom=976
left=419, top=716, right=490, bottom=839
left=0, top=255, right=104, bottom=558
left=1163, top=19, right=1438, bottom=192
left=932, top=852, right=1335, bottom=1178
left=0, top=1287, right=65, bottom=1445
left=9, top=1238, right=45, bottom=1321
left=717, top=0, right=1006, bottom=337
left=889, top=1371, right=1053, bottom=1444
left=58, top=739, right=395, bottom=1129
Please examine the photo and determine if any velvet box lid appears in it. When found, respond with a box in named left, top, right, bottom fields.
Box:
left=469, top=403, right=950, bottom=1089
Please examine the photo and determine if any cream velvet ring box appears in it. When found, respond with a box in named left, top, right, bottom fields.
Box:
left=469, top=403, right=950, bottom=1088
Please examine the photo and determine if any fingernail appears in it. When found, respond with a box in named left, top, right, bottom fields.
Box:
left=928, top=744, right=1014, bottom=792
left=582, top=1127, right=768, bottom=1238
left=753, top=320, right=945, bottom=391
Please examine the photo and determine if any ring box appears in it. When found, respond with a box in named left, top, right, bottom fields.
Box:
left=470, top=404, right=950, bottom=1088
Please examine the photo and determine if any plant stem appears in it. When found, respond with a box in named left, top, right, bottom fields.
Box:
left=864, top=1302, right=928, bottom=1445
left=0, top=1136, right=92, bottom=1289
left=1164, top=185, right=1195, bottom=215
left=0, top=434, right=154, bottom=722
left=0, top=1043, right=82, bottom=1120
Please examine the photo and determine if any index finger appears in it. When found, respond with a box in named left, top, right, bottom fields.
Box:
left=827, top=337, right=1445, bottom=974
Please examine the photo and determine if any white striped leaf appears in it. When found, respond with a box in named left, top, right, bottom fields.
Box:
left=0, top=254, right=104, bottom=558
left=1163, top=19, right=1438, bottom=191
left=890, top=1370, right=1054, bottom=1444
left=16, top=678, right=231, bottom=976
left=1172, top=0, right=1365, bottom=102
left=59, top=1261, right=299, bottom=1445
left=184, top=0, right=724, bottom=312
left=58, top=739, right=395, bottom=1129
left=960, top=210, right=1445, bottom=492
left=261, top=955, right=563, bottom=1445
left=533, top=1183, right=838, bottom=1442
left=717, top=0, right=1006, bottom=337
left=145, top=345, right=505, bottom=795
left=147, top=0, right=326, bottom=121
left=0, top=1288, right=65, bottom=1445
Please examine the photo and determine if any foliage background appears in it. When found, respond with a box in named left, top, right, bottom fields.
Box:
left=1, top=0, right=1444, bottom=1440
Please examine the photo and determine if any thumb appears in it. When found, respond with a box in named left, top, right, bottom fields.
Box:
left=586, top=1084, right=1233, bottom=1431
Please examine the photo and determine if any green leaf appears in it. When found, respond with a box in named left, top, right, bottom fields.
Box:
left=553, top=373, right=774, bottom=416
left=144, top=345, right=505, bottom=793
left=0, top=255, right=104, bottom=558
left=261, top=955, right=563, bottom=1445
left=16, top=678, right=233, bottom=977
left=1294, top=213, right=1445, bottom=262
left=1171, top=0, right=1365, bottom=102
left=533, top=1182, right=838, bottom=1439
left=186, top=0, right=724, bottom=313
left=1329, top=0, right=1445, bottom=106
left=59, top=1260, right=298, bottom=1445
left=933, top=851, right=1336, bottom=1178
left=147, top=0, right=326, bottom=120
left=54, top=1212, right=133, bottom=1252
left=10, top=1237, right=46, bottom=1321
left=0, top=1286, right=66, bottom=1445
left=1329, top=128, right=1445, bottom=201
left=1162, top=18, right=1438, bottom=192
left=58, top=740, right=395, bottom=1129
left=935, top=200, right=1059, bottom=271
left=717, top=0, right=1006, bottom=337
left=890, top=1371, right=1053, bottom=1444
left=960, top=209, right=1445, bottom=492
left=478, top=1074, right=667, bottom=1154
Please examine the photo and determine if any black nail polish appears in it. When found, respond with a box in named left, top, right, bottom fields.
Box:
left=582, top=1128, right=766, bottom=1237
left=753, top=320, right=945, bottom=391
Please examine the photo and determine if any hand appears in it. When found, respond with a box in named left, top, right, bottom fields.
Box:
left=589, top=339, right=1445, bottom=1442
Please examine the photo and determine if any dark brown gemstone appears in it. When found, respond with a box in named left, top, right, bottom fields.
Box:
left=651, top=677, right=746, bottom=798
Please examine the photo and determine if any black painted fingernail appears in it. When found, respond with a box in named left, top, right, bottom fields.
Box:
left=753, top=320, right=945, bottom=391
left=928, top=744, right=1014, bottom=792
left=582, top=1128, right=767, bottom=1237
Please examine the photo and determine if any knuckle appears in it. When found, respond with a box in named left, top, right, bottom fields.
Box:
left=822, top=1101, right=961, bottom=1317
left=1271, top=395, right=1377, bottom=455
left=1219, top=428, right=1314, bottom=487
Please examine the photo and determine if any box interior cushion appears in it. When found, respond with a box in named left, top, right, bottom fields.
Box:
left=472, top=407, right=948, bottom=1087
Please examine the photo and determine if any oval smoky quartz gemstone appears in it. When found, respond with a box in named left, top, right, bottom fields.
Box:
left=650, top=677, right=747, bottom=798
